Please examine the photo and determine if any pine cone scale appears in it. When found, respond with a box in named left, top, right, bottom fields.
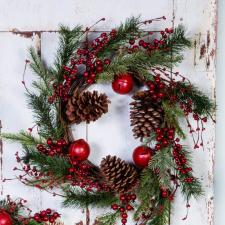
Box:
left=130, top=91, right=164, bottom=140
left=100, top=155, right=138, bottom=193
left=64, top=90, right=110, bottom=124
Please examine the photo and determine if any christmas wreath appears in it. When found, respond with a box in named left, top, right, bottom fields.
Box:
left=3, top=16, right=215, bottom=225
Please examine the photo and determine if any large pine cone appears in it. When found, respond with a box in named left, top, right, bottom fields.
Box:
left=130, top=91, right=164, bottom=140
left=100, top=155, right=138, bottom=193
left=65, top=90, right=110, bottom=124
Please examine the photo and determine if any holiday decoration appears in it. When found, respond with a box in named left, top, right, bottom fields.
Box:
left=100, top=155, right=138, bottom=193
left=130, top=90, right=164, bottom=140
left=0, top=196, right=58, bottom=225
left=112, top=74, right=134, bottom=94
left=2, top=16, right=215, bottom=225
left=69, top=139, right=90, bottom=161
left=0, top=211, right=12, bottom=225
left=132, top=146, right=152, bottom=167
left=65, top=90, right=110, bottom=124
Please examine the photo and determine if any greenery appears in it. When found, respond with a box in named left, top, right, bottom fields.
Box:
left=62, top=186, right=118, bottom=208
left=1, top=16, right=214, bottom=224
left=0, top=199, right=42, bottom=225
left=94, top=212, right=119, bottom=225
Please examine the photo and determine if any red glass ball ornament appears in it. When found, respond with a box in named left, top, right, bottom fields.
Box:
left=0, top=211, right=12, bottom=225
left=133, top=146, right=152, bottom=168
left=69, top=139, right=90, bottom=161
left=112, top=74, right=134, bottom=94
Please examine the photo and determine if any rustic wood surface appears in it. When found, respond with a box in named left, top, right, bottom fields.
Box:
left=0, top=0, right=217, bottom=224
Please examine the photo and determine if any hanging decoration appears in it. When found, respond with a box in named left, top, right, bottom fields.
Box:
left=2, top=16, right=215, bottom=225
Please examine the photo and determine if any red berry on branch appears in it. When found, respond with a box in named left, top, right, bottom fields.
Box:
left=121, top=213, right=128, bottom=219
left=161, top=190, right=168, bottom=198
left=129, top=39, right=135, bottom=45
left=111, top=204, right=118, bottom=210
left=47, top=138, right=53, bottom=146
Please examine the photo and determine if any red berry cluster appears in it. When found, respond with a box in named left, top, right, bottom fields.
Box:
left=37, top=138, right=68, bottom=157
left=67, top=164, right=110, bottom=193
left=0, top=196, right=32, bottom=225
left=33, top=209, right=60, bottom=223
left=111, top=194, right=136, bottom=225
left=172, top=144, right=194, bottom=183
left=128, top=27, right=173, bottom=53
left=146, top=75, right=167, bottom=101
left=13, top=152, right=62, bottom=190
left=154, top=127, right=175, bottom=151
left=48, top=28, right=116, bottom=103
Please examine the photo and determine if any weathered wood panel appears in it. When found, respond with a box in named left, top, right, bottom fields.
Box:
left=0, top=1, right=216, bottom=224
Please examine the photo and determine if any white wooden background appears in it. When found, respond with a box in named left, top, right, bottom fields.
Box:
left=0, top=0, right=217, bottom=224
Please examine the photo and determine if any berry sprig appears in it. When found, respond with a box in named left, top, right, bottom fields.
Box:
left=33, top=208, right=60, bottom=223
left=172, top=143, right=194, bottom=184
left=67, top=163, right=111, bottom=193
left=37, top=138, right=68, bottom=157
left=154, top=127, right=175, bottom=151
left=111, top=194, right=136, bottom=225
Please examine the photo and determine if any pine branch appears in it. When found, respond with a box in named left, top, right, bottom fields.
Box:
left=178, top=147, right=203, bottom=199
left=29, top=47, right=53, bottom=84
left=62, top=186, right=117, bottom=208
left=97, top=51, right=182, bottom=82
left=97, top=16, right=140, bottom=58
left=26, top=92, right=63, bottom=139
left=135, top=168, right=161, bottom=220
left=94, top=212, right=119, bottom=225
left=148, top=148, right=175, bottom=189
left=2, top=131, right=42, bottom=146
left=148, top=198, right=170, bottom=225
left=162, top=100, right=186, bottom=138
left=22, top=145, right=70, bottom=177
left=162, top=25, right=191, bottom=54
left=175, top=82, right=215, bottom=116
left=53, top=25, right=83, bottom=82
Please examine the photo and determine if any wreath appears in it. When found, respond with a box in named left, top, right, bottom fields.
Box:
left=3, top=16, right=215, bottom=225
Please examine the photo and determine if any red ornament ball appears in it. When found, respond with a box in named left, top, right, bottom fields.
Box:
left=112, top=73, right=134, bottom=94
left=133, top=146, right=152, bottom=168
left=69, top=139, right=90, bottom=161
left=0, top=211, right=12, bottom=225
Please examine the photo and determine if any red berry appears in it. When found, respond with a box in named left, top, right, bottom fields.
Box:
left=111, top=204, right=118, bottom=210
left=131, top=194, right=137, bottom=200
left=120, top=195, right=126, bottom=202
left=47, top=138, right=53, bottom=145
left=126, top=204, right=133, bottom=210
left=40, top=210, right=47, bottom=217
left=121, top=218, right=127, bottom=224
left=121, top=213, right=128, bottom=219
left=161, top=190, right=168, bottom=198
left=46, top=208, right=52, bottom=214
left=119, top=207, right=125, bottom=212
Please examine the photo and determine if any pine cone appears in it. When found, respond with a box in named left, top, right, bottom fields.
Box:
left=65, top=90, right=110, bottom=124
left=130, top=91, right=164, bottom=140
left=100, top=155, right=138, bottom=193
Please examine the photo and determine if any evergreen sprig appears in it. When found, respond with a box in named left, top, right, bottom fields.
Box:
left=162, top=100, right=186, bottom=138
left=175, top=82, right=215, bottom=116
left=53, top=25, right=83, bottom=83
left=97, top=16, right=140, bottom=58
left=62, top=186, right=117, bottom=208
left=178, top=147, right=203, bottom=199
left=22, top=144, right=70, bottom=178
left=94, top=212, right=119, bottom=225
left=1, top=131, right=42, bottom=146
